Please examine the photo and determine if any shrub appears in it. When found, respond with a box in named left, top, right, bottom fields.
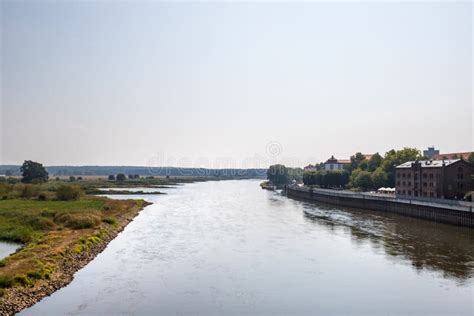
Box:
left=116, top=174, right=126, bottom=181
left=27, top=217, right=56, bottom=230
left=6, top=177, right=18, bottom=184
left=20, top=184, right=40, bottom=199
left=0, top=276, right=13, bottom=288
left=102, top=217, right=116, bottom=225
left=13, top=275, right=30, bottom=286
left=26, top=271, right=42, bottom=280
left=38, top=193, right=47, bottom=201
left=0, top=226, right=34, bottom=243
left=56, top=185, right=83, bottom=201
left=54, top=213, right=101, bottom=229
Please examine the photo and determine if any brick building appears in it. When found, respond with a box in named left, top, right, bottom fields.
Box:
left=395, top=159, right=474, bottom=199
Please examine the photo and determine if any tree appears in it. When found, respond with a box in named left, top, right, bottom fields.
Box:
left=371, top=167, right=389, bottom=189
left=380, top=148, right=422, bottom=186
left=368, top=153, right=383, bottom=172
left=350, top=152, right=366, bottom=171
left=468, top=152, right=474, bottom=165
left=267, top=164, right=289, bottom=185
left=128, top=174, right=134, bottom=179
left=108, top=175, right=115, bottom=181
left=359, top=160, right=369, bottom=171
left=69, top=176, right=76, bottom=182
left=349, top=169, right=373, bottom=191
left=116, top=173, right=126, bottom=181
left=20, top=160, right=48, bottom=183
left=134, top=174, right=140, bottom=179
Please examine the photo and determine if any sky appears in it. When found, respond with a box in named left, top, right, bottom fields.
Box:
left=0, top=1, right=472, bottom=168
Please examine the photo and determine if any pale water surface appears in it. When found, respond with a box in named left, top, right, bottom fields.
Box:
left=0, top=242, right=19, bottom=260
left=21, top=180, right=474, bottom=315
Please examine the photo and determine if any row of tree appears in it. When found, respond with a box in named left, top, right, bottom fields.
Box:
left=107, top=174, right=140, bottom=181
left=302, top=170, right=349, bottom=188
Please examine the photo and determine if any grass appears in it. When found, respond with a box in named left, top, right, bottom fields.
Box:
left=0, top=196, right=146, bottom=292
left=0, top=199, right=105, bottom=243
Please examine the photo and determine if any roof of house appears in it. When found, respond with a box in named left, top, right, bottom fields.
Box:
left=396, top=159, right=460, bottom=169
left=432, top=152, right=472, bottom=160
left=337, top=159, right=351, bottom=164
left=325, top=156, right=351, bottom=164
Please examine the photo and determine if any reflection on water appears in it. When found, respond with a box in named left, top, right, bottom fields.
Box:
left=302, top=204, right=474, bottom=283
left=21, top=180, right=473, bottom=316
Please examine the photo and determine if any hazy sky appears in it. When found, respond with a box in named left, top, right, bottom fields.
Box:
left=1, top=1, right=472, bottom=168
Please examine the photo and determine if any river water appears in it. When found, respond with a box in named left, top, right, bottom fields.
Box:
left=21, top=180, right=473, bottom=315
left=0, top=242, right=19, bottom=260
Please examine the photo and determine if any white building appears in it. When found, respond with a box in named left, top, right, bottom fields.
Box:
left=324, top=156, right=351, bottom=171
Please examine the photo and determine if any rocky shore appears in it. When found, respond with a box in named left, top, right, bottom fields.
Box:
left=0, top=201, right=151, bottom=316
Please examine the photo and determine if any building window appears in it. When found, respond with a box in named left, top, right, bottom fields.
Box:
left=458, top=183, right=463, bottom=189
left=429, top=173, right=434, bottom=179
left=423, top=182, right=427, bottom=187
left=397, top=181, right=400, bottom=186
left=407, top=181, right=411, bottom=186
left=402, top=173, right=406, bottom=178
left=429, top=192, right=434, bottom=197
left=423, top=173, right=427, bottom=179
left=397, top=173, right=400, bottom=178
left=407, top=173, right=411, bottom=178
left=402, top=181, right=406, bottom=186
left=408, top=190, right=412, bottom=196
left=423, top=192, right=427, bottom=197
left=429, top=182, right=433, bottom=187
left=403, top=190, right=406, bottom=195
left=414, top=173, right=418, bottom=180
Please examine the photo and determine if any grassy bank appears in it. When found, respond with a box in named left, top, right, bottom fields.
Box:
left=0, top=197, right=147, bottom=297
left=0, top=178, right=153, bottom=313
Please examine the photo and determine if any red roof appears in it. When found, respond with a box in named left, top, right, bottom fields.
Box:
left=336, top=159, right=351, bottom=164
left=433, top=152, right=472, bottom=160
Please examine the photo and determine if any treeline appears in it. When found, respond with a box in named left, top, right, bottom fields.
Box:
left=0, top=165, right=267, bottom=178
left=303, top=170, right=349, bottom=188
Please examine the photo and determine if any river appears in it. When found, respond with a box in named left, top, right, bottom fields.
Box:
left=0, top=242, right=19, bottom=260
left=21, top=180, right=474, bottom=315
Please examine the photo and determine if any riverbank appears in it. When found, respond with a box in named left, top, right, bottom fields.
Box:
left=0, top=197, right=150, bottom=315
left=286, top=185, right=474, bottom=228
